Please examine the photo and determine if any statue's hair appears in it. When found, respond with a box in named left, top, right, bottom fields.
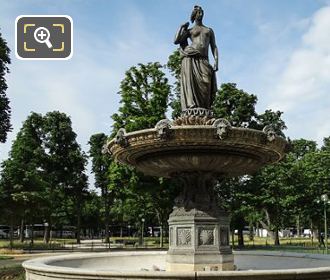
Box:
left=190, top=5, right=203, bottom=23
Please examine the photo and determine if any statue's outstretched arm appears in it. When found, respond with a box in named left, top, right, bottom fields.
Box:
left=174, top=22, right=189, bottom=48
left=210, top=28, right=219, bottom=72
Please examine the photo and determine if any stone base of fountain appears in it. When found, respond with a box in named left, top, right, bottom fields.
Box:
left=166, top=172, right=233, bottom=271
left=166, top=209, right=233, bottom=271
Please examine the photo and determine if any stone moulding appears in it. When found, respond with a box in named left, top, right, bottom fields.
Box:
left=106, top=125, right=288, bottom=178
left=23, top=251, right=330, bottom=280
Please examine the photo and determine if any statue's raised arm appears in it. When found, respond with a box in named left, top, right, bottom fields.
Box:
left=175, top=6, right=218, bottom=112
left=174, top=22, right=189, bottom=49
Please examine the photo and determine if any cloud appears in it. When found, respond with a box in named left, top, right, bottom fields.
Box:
left=0, top=1, right=172, bottom=188
left=263, top=6, right=330, bottom=144
left=268, top=6, right=330, bottom=111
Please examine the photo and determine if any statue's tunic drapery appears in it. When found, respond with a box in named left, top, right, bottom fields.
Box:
left=180, top=46, right=217, bottom=110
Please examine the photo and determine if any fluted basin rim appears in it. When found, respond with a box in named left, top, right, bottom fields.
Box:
left=107, top=125, right=288, bottom=177
left=23, top=251, right=330, bottom=279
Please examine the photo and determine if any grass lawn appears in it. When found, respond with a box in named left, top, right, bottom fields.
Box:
left=0, top=238, right=77, bottom=252
left=0, top=236, right=327, bottom=256
left=234, top=236, right=322, bottom=247
left=0, top=255, right=13, bottom=260
left=232, top=236, right=330, bottom=255
left=0, top=265, right=25, bottom=280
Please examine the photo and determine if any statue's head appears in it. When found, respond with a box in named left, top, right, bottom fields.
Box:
left=190, top=5, right=204, bottom=23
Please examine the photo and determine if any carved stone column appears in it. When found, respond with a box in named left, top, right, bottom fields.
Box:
left=166, top=172, right=234, bottom=271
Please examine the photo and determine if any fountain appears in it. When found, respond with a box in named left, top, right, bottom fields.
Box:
left=106, top=5, right=287, bottom=272
left=107, top=116, right=287, bottom=272
left=22, top=5, right=330, bottom=280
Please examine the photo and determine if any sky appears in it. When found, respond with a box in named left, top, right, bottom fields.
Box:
left=0, top=0, right=330, bottom=187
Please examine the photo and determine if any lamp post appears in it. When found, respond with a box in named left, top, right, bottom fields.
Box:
left=141, top=218, right=145, bottom=247
left=128, top=225, right=131, bottom=237
left=321, top=194, right=329, bottom=253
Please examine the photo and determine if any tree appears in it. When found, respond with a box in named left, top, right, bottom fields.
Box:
left=0, top=30, right=11, bottom=143
left=0, top=111, right=88, bottom=243
left=66, top=172, right=88, bottom=244
left=250, top=160, right=296, bottom=245
left=321, top=136, right=330, bottom=152
left=42, top=111, right=88, bottom=243
left=0, top=113, right=45, bottom=244
left=109, top=62, right=174, bottom=242
left=81, top=191, right=103, bottom=237
left=111, top=62, right=170, bottom=134
left=299, top=146, right=330, bottom=242
left=167, top=49, right=182, bottom=119
left=89, top=133, right=112, bottom=243
left=212, top=83, right=258, bottom=127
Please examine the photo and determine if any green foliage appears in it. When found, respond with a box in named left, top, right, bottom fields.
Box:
left=0, top=113, right=45, bottom=223
left=111, top=62, right=170, bottom=134
left=109, top=61, right=176, bottom=232
left=252, top=109, right=287, bottom=137
left=212, top=83, right=287, bottom=135
left=89, top=133, right=111, bottom=192
left=81, top=191, right=103, bottom=234
left=89, top=133, right=113, bottom=242
left=212, top=83, right=258, bottom=127
left=321, top=136, right=330, bottom=152
left=166, top=49, right=182, bottom=118
left=0, top=30, right=11, bottom=142
left=0, top=111, right=87, bottom=242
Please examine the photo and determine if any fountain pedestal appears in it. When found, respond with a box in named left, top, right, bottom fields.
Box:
left=166, top=172, right=233, bottom=271
left=167, top=209, right=233, bottom=271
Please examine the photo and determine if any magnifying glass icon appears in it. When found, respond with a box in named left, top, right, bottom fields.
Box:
left=34, top=27, right=53, bottom=48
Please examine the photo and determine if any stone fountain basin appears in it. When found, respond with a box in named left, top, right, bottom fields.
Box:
left=23, top=251, right=330, bottom=280
left=108, top=125, right=287, bottom=178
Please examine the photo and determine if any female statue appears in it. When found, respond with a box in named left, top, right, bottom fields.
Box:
left=174, top=6, right=218, bottom=111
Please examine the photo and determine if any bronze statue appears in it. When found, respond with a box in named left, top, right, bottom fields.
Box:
left=174, top=5, right=218, bottom=111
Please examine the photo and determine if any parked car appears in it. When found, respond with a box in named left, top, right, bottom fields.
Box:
left=0, top=229, right=8, bottom=238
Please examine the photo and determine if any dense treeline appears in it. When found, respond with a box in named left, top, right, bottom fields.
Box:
left=0, top=31, right=329, bottom=247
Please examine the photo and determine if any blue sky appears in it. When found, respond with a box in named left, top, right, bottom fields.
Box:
left=1, top=0, right=330, bottom=186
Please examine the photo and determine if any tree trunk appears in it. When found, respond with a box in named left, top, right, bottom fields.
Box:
left=31, top=224, right=34, bottom=244
left=296, top=215, right=300, bottom=237
left=160, top=224, right=163, bottom=248
left=43, top=222, right=50, bottom=244
left=139, top=222, right=143, bottom=246
left=249, top=221, right=254, bottom=241
left=274, top=227, right=280, bottom=246
left=155, top=210, right=164, bottom=248
left=260, top=209, right=275, bottom=239
left=104, top=189, right=110, bottom=244
left=237, top=228, right=244, bottom=247
left=9, top=215, right=14, bottom=250
left=19, top=219, right=25, bottom=243
left=231, top=230, right=235, bottom=248
left=76, top=198, right=82, bottom=244
left=256, top=222, right=260, bottom=237
left=311, top=220, right=314, bottom=245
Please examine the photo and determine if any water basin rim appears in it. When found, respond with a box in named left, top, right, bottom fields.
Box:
left=23, top=250, right=330, bottom=276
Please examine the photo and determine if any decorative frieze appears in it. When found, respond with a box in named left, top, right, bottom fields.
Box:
left=199, top=228, right=215, bottom=246
left=177, top=228, right=191, bottom=246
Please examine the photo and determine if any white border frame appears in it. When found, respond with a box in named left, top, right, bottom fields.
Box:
left=15, top=15, right=73, bottom=60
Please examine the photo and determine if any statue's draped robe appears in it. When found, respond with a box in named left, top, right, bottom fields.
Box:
left=180, top=46, right=217, bottom=110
